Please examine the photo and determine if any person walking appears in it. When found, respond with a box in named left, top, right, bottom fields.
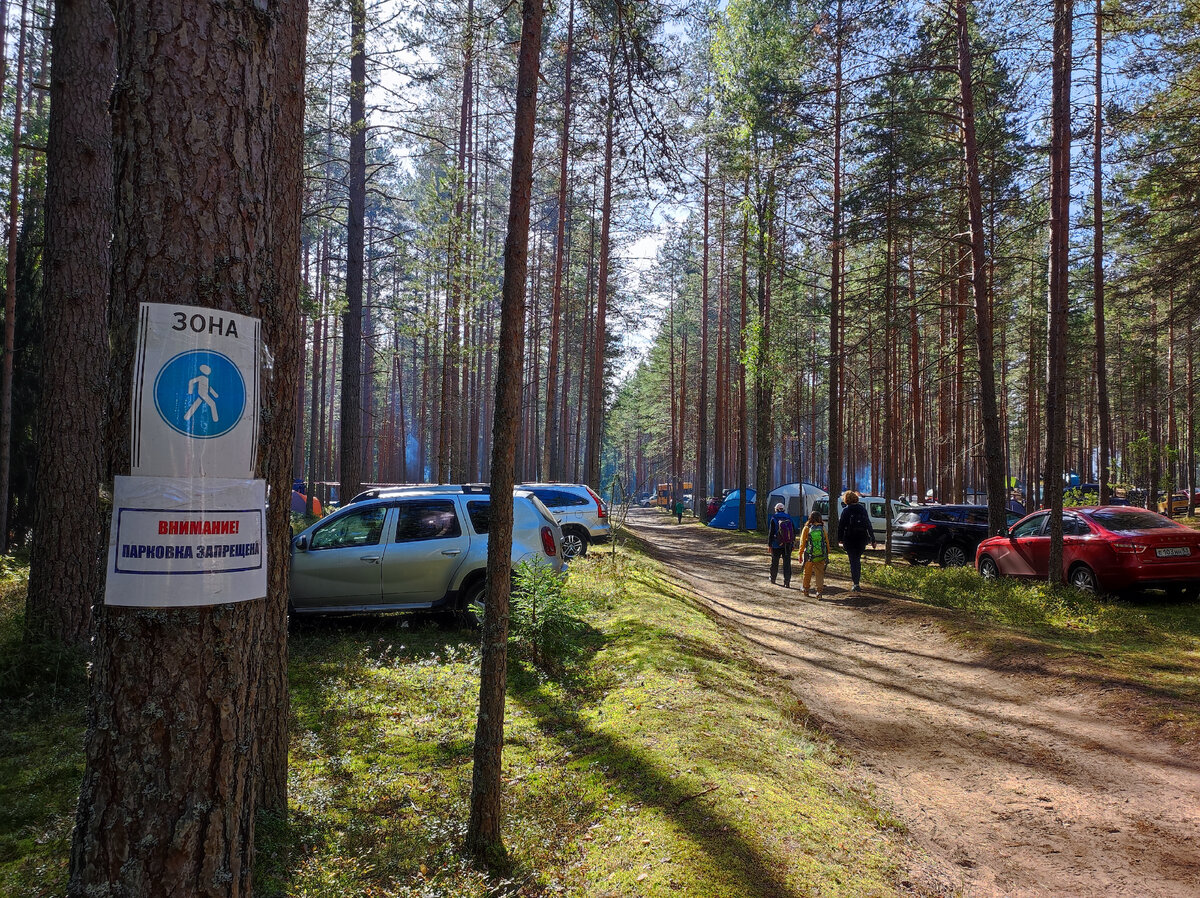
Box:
left=767, top=502, right=796, bottom=587
left=674, top=496, right=685, bottom=524
left=838, top=489, right=876, bottom=592
left=798, top=510, right=829, bottom=597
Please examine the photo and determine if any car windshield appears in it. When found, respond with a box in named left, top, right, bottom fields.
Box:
left=1088, top=509, right=1181, bottom=533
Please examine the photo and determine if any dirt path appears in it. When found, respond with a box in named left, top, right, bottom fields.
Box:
left=625, top=509, right=1200, bottom=898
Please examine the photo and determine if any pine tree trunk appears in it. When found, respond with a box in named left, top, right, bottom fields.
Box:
left=466, top=0, right=543, bottom=864
left=696, top=147, right=710, bottom=521
left=738, top=181, right=749, bottom=531
left=585, top=62, right=615, bottom=488
left=0, top=0, right=29, bottom=552
left=1093, top=4, right=1111, bottom=504
left=1044, top=0, right=1073, bottom=581
left=957, top=0, right=1007, bottom=535
left=543, top=0, right=572, bottom=481
left=340, top=0, right=366, bottom=503
left=826, top=0, right=844, bottom=546
left=25, top=0, right=113, bottom=645
left=69, top=0, right=306, bottom=890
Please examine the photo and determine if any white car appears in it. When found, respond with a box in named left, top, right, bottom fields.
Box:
left=519, top=482, right=611, bottom=559
left=290, top=485, right=563, bottom=621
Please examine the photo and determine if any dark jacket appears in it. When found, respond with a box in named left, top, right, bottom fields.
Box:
left=839, top=503, right=875, bottom=547
left=768, top=512, right=795, bottom=549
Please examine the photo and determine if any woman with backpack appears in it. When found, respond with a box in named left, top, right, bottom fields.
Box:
left=799, top=511, right=829, bottom=597
left=838, top=490, right=877, bottom=592
left=767, top=502, right=796, bottom=587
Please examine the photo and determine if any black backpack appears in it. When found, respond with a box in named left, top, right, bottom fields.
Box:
left=844, top=504, right=872, bottom=539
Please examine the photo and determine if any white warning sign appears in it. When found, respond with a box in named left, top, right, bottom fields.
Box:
left=131, top=303, right=260, bottom=478
left=105, top=476, right=267, bottom=607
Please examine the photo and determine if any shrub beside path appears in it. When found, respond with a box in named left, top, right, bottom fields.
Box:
left=625, top=508, right=1200, bottom=898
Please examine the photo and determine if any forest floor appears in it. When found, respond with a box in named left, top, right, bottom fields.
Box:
left=624, top=507, right=1200, bottom=898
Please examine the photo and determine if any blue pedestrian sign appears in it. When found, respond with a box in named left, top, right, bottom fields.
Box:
left=154, top=350, right=246, bottom=439
left=131, top=303, right=260, bottom=477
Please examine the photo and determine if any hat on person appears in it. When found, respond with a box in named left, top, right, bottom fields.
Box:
left=775, top=502, right=785, bottom=512
left=842, top=489, right=860, bottom=504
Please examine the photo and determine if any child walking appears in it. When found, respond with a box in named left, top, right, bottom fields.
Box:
left=799, top=511, right=829, bottom=598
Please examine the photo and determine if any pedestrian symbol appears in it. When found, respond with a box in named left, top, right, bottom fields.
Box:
left=154, top=350, right=246, bottom=439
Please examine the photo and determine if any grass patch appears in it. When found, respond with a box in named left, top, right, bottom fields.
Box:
left=258, top=548, right=909, bottom=897
left=1, top=545, right=911, bottom=896
left=0, top=559, right=88, bottom=898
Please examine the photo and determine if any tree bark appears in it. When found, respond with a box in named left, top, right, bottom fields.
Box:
left=0, top=0, right=28, bottom=552
left=68, top=1, right=306, bottom=891
left=696, top=146, right=711, bottom=521
left=1044, top=0, right=1072, bottom=582
left=466, top=0, right=543, bottom=865
left=584, top=59, right=616, bottom=488
left=340, top=0, right=366, bottom=503
left=1093, top=4, right=1111, bottom=505
left=25, top=0, right=113, bottom=645
left=543, top=0, right=573, bottom=482
left=956, top=0, right=1007, bottom=536
left=826, top=0, right=844, bottom=547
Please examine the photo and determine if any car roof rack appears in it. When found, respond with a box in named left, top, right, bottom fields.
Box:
left=461, top=483, right=491, bottom=494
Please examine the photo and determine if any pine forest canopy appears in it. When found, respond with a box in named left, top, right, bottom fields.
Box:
left=0, top=0, right=1197, bottom=553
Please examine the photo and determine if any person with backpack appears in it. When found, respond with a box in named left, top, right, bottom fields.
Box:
left=767, top=502, right=796, bottom=587
left=838, top=489, right=877, bottom=592
left=799, top=511, right=829, bottom=597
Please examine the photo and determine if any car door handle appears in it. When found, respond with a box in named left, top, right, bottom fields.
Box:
left=441, top=549, right=461, bottom=556
left=360, top=554, right=381, bottom=563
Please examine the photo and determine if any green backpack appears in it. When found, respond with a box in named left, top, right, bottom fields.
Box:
left=806, top=524, right=828, bottom=562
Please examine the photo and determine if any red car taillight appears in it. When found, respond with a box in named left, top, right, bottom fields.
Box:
left=1112, top=542, right=1147, bottom=555
left=906, top=522, right=936, bottom=533
left=586, top=485, right=608, bottom=518
left=540, top=526, right=557, bottom=557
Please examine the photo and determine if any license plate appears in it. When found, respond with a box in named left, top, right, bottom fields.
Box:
left=1156, top=546, right=1192, bottom=558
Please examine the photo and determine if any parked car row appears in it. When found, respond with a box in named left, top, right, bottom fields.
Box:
left=289, top=480, right=612, bottom=623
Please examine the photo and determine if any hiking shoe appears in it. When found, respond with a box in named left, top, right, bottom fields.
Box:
left=803, top=589, right=812, bottom=597
left=852, top=584, right=861, bottom=593
left=814, top=591, right=823, bottom=599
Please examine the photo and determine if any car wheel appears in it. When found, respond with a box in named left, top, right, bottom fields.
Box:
left=940, top=544, right=968, bottom=568
left=1068, top=564, right=1099, bottom=594
left=459, top=580, right=486, bottom=628
left=978, top=555, right=999, bottom=581
left=561, top=530, right=589, bottom=560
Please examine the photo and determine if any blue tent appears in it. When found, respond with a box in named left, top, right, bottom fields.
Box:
left=707, top=489, right=757, bottom=530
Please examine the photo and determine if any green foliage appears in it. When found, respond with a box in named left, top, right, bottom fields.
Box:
left=291, top=512, right=321, bottom=536
left=255, top=547, right=905, bottom=896
left=508, top=558, right=594, bottom=673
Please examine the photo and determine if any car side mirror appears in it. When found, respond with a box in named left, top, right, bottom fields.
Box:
left=294, top=534, right=308, bottom=552
left=998, top=528, right=1009, bottom=538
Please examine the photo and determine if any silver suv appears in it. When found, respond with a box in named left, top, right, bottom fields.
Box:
left=289, top=486, right=564, bottom=620
left=519, top=483, right=610, bottom=559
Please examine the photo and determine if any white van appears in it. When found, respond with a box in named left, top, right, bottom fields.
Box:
left=812, top=495, right=911, bottom=541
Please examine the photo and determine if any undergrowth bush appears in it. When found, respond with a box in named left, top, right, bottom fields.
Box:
left=509, top=559, right=593, bottom=671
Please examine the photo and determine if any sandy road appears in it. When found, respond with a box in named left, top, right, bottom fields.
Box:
left=625, top=508, right=1200, bottom=897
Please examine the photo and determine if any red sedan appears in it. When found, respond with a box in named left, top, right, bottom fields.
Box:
left=975, top=506, right=1200, bottom=597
